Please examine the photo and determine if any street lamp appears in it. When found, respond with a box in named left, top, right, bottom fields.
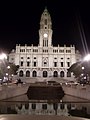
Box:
left=7, top=65, right=10, bottom=83
left=0, top=53, right=7, bottom=60
left=83, top=54, right=90, bottom=83
left=83, top=54, right=90, bottom=61
left=82, top=66, right=84, bottom=70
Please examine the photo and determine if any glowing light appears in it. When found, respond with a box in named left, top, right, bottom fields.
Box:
left=7, top=66, right=10, bottom=69
left=6, top=73, right=8, bottom=76
left=82, top=67, right=84, bottom=70
left=0, top=53, right=7, bottom=60
left=44, top=33, right=48, bottom=38
left=84, top=54, right=90, bottom=61
left=11, top=74, right=13, bottom=76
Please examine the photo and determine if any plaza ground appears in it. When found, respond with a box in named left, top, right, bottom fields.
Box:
left=0, top=114, right=90, bottom=120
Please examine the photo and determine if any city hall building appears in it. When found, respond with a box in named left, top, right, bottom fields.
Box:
left=9, top=8, right=81, bottom=79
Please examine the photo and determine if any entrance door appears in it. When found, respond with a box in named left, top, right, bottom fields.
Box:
left=32, top=71, right=37, bottom=77
left=60, top=71, right=64, bottom=77
left=43, top=71, right=47, bottom=77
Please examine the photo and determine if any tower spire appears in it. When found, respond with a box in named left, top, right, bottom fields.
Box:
left=45, top=6, right=47, bottom=10
left=39, top=8, right=53, bottom=47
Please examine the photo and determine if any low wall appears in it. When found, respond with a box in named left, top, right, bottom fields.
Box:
left=0, top=83, right=30, bottom=100
left=1, top=83, right=90, bottom=100
left=62, top=84, right=90, bottom=100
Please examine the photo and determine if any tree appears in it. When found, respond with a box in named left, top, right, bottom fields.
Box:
left=8, top=63, right=19, bottom=75
left=0, top=60, right=19, bottom=80
left=68, top=62, right=82, bottom=78
left=68, top=61, right=90, bottom=83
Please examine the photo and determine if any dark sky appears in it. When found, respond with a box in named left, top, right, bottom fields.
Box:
left=0, top=0, right=90, bottom=55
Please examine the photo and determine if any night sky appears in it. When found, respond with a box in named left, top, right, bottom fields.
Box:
left=0, top=0, right=90, bottom=55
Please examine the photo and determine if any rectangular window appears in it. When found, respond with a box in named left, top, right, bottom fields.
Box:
left=21, top=61, right=23, bottom=66
left=32, top=104, right=36, bottom=109
left=34, top=62, right=36, bottom=67
left=27, top=62, right=30, bottom=66
left=61, top=62, right=63, bottom=67
left=42, top=104, right=47, bottom=110
left=54, top=62, right=57, bottom=67
left=67, top=62, right=70, bottom=67
left=66, top=50, right=71, bottom=53
left=45, top=19, right=47, bottom=25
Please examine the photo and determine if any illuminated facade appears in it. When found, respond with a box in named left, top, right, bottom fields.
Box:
left=9, top=8, right=81, bottom=79
left=15, top=102, right=69, bottom=116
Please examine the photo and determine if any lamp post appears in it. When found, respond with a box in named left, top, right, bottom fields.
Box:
left=7, top=65, right=10, bottom=84
left=83, top=54, right=90, bottom=83
left=83, top=54, right=90, bottom=61
left=0, top=53, right=7, bottom=60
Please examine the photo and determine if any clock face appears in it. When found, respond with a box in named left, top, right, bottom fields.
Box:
left=44, top=33, right=48, bottom=38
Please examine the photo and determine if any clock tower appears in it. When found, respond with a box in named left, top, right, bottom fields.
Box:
left=39, top=8, right=53, bottom=47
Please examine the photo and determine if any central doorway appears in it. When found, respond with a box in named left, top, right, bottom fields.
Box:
left=43, top=71, right=48, bottom=77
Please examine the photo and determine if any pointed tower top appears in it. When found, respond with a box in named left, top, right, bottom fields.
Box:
left=45, top=6, right=47, bottom=9
left=39, top=7, right=53, bottom=47
left=44, top=6, right=48, bottom=12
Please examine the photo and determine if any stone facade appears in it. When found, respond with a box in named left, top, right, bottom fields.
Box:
left=9, top=8, right=81, bottom=79
left=15, top=102, right=69, bottom=116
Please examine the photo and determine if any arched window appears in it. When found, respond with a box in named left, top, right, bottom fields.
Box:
left=43, top=71, right=48, bottom=77
left=19, top=70, right=23, bottom=77
left=53, top=71, right=58, bottom=77
left=32, top=71, right=37, bottom=77
left=25, top=103, right=29, bottom=109
left=18, top=104, right=22, bottom=110
left=60, top=71, right=64, bottom=77
left=60, top=103, right=64, bottom=109
left=67, top=71, right=71, bottom=77
left=53, top=103, right=58, bottom=110
left=26, top=71, right=30, bottom=77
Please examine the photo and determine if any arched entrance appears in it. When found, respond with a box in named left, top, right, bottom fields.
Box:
left=32, top=71, right=37, bottom=77
left=19, top=70, right=23, bottom=77
left=26, top=71, right=30, bottom=77
left=43, top=71, right=48, bottom=77
left=53, top=71, right=58, bottom=77
left=60, top=71, right=64, bottom=77
left=67, top=71, right=71, bottom=77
